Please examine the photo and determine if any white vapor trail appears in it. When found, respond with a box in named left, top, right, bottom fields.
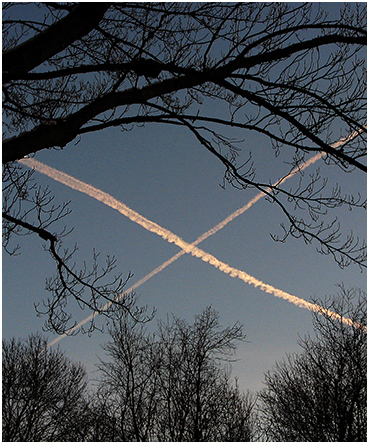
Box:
left=19, top=129, right=364, bottom=345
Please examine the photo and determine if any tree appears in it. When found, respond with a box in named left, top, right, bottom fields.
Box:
left=2, top=333, right=90, bottom=441
left=259, top=286, right=367, bottom=442
left=97, top=307, right=259, bottom=441
left=2, top=3, right=366, bottom=333
left=96, top=310, right=161, bottom=441
left=77, top=394, right=121, bottom=442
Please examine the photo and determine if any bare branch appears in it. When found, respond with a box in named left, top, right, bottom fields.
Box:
left=3, top=3, right=110, bottom=76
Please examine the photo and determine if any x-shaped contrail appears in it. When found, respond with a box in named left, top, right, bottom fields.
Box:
left=19, top=129, right=365, bottom=346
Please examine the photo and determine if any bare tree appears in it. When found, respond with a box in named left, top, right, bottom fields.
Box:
left=79, top=395, right=121, bottom=442
left=154, top=307, right=253, bottom=441
left=96, top=310, right=161, bottom=441
left=2, top=333, right=90, bottom=441
left=97, top=307, right=258, bottom=441
left=259, top=286, right=367, bottom=442
left=2, top=3, right=366, bottom=333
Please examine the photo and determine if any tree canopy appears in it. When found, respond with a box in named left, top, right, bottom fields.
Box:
left=96, top=307, right=259, bottom=441
left=259, top=286, right=367, bottom=442
left=2, top=334, right=89, bottom=441
left=3, top=296, right=366, bottom=441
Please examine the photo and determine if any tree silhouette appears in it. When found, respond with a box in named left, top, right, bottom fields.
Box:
left=97, top=307, right=259, bottom=441
left=2, top=333, right=90, bottom=441
left=2, top=3, right=366, bottom=334
left=259, top=286, right=367, bottom=442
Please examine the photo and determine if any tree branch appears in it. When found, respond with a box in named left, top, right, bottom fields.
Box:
left=216, top=79, right=367, bottom=172
left=3, top=3, right=110, bottom=77
left=3, top=29, right=366, bottom=166
left=2, top=211, right=57, bottom=243
left=2, top=74, right=200, bottom=163
left=2, top=211, right=146, bottom=334
left=222, top=34, right=366, bottom=76
left=147, top=102, right=366, bottom=269
left=232, top=73, right=367, bottom=134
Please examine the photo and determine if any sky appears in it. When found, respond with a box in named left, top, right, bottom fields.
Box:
left=3, top=121, right=366, bottom=393
left=2, top=3, right=367, bottom=395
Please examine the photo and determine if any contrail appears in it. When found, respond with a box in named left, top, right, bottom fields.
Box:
left=193, top=152, right=324, bottom=243
left=19, top=130, right=364, bottom=344
left=46, top=254, right=183, bottom=347
left=157, top=129, right=363, bottom=245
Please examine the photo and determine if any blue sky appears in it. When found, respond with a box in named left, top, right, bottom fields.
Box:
left=2, top=2, right=366, bottom=394
left=3, top=119, right=366, bottom=392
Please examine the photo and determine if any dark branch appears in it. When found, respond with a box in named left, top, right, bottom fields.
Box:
left=216, top=79, right=367, bottom=172
left=2, top=211, right=57, bottom=243
left=3, top=3, right=110, bottom=76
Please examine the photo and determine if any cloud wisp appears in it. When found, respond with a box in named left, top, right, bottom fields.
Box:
left=19, top=131, right=364, bottom=345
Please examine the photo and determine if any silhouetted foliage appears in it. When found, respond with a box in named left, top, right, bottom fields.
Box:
left=2, top=333, right=90, bottom=442
left=96, top=307, right=259, bottom=441
left=2, top=3, right=366, bottom=334
left=259, top=286, right=367, bottom=442
left=3, top=295, right=366, bottom=442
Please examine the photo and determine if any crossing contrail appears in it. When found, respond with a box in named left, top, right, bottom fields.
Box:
left=41, top=154, right=327, bottom=347
left=19, top=130, right=365, bottom=345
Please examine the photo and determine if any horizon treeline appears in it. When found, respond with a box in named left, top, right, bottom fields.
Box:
left=2, top=287, right=366, bottom=442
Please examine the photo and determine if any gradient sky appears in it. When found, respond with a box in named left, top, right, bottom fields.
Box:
left=3, top=121, right=366, bottom=393
left=2, top=3, right=366, bottom=394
